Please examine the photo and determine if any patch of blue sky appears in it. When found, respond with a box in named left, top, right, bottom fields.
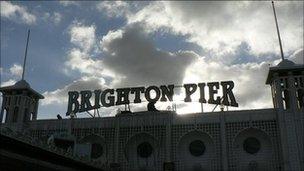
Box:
left=1, top=20, right=73, bottom=91
left=0, top=1, right=127, bottom=92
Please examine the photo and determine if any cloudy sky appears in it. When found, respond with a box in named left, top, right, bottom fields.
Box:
left=1, top=1, right=303, bottom=119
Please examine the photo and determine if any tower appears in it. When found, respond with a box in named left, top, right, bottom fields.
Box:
left=0, top=30, right=44, bottom=124
left=266, top=2, right=304, bottom=170
left=266, top=59, right=304, bottom=170
left=266, top=60, right=304, bottom=110
left=0, top=80, right=44, bottom=123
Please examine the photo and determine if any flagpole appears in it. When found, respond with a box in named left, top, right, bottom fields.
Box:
left=22, top=29, right=30, bottom=80
left=272, top=1, right=284, bottom=61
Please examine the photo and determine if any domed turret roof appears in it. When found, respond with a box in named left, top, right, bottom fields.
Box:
left=266, top=59, right=304, bottom=84
left=277, top=59, right=295, bottom=68
left=0, top=79, right=44, bottom=99
left=14, top=80, right=31, bottom=89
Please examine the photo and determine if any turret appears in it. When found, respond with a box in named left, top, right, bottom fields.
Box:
left=0, top=29, right=44, bottom=124
left=0, top=80, right=44, bottom=123
left=266, top=59, right=304, bottom=110
left=266, top=2, right=304, bottom=170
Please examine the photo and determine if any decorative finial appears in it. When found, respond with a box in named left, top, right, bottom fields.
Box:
left=22, top=29, right=30, bottom=80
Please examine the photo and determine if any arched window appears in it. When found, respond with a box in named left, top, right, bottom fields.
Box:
left=297, top=89, right=303, bottom=109
left=12, top=107, right=19, bottom=123
left=7, top=97, right=11, bottom=105
left=14, top=97, right=18, bottom=105
left=282, top=90, right=290, bottom=109
left=23, top=108, right=29, bottom=122
left=280, top=78, right=290, bottom=110
left=30, top=112, right=34, bottom=120
left=2, top=108, right=8, bottom=123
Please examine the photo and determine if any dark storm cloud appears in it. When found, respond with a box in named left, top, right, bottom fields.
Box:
left=101, top=24, right=199, bottom=87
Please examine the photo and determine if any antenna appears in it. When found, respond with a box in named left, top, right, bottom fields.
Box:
left=22, top=29, right=30, bottom=80
left=272, top=1, right=284, bottom=61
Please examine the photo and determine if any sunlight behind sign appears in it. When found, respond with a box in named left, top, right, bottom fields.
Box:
left=66, top=81, right=238, bottom=115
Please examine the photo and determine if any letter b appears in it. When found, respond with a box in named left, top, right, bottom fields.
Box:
left=66, top=91, right=80, bottom=116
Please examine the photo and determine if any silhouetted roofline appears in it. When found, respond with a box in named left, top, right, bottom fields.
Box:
left=0, top=80, right=44, bottom=99
left=266, top=60, right=304, bottom=84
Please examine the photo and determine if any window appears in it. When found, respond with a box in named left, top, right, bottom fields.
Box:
left=23, top=108, right=29, bottom=122
left=12, top=107, right=19, bottom=122
left=18, top=97, right=21, bottom=105
left=282, top=90, right=290, bottom=109
left=137, top=142, right=153, bottom=158
left=189, top=140, right=205, bottom=157
left=8, top=97, right=11, bottom=105
left=243, top=137, right=261, bottom=154
left=2, top=108, right=8, bottom=123
left=296, top=89, right=303, bottom=109
left=14, top=97, right=17, bottom=105
left=30, top=112, right=34, bottom=120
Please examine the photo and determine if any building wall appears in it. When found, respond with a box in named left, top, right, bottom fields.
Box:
left=2, top=109, right=283, bottom=171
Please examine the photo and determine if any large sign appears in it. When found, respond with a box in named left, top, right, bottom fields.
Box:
left=66, top=81, right=238, bottom=115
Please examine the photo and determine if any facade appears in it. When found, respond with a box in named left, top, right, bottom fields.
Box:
left=0, top=59, right=303, bottom=171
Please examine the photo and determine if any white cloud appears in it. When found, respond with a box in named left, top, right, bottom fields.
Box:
left=42, top=76, right=105, bottom=105
left=64, top=22, right=114, bottom=79
left=96, top=1, right=130, bottom=18
left=52, top=12, right=62, bottom=25
left=40, top=76, right=112, bottom=118
left=42, top=12, right=62, bottom=25
left=65, top=48, right=106, bottom=77
left=69, top=22, right=96, bottom=52
left=1, top=79, right=16, bottom=87
left=59, top=1, right=79, bottom=7
left=60, top=21, right=291, bottom=114
left=64, top=22, right=198, bottom=88
left=0, top=1, right=36, bottom=25
left=0, top=64, right=22, bottom=87
left=45, top=22, right=111, bottom=112
left=46, top=23, right=198, bottom=112
left=9, top=64, right=23, bottom=78
left=40, top=21, right=108, bottom=116
left=289, top=49, right=304, bottom=64
left=54, top=12, right=62, bottom=24
left=183, top=58, right=273, bottom=111
left=44, top=2, right=303, bottom=115
left=100, top=29, right=123, bottom=52
left=126, top=1, right=303, bottom=56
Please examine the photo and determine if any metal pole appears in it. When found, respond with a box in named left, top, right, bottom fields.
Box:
left=272, top=1, right=285, bottom=61
left=22, top=29, right=30, bottom=80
